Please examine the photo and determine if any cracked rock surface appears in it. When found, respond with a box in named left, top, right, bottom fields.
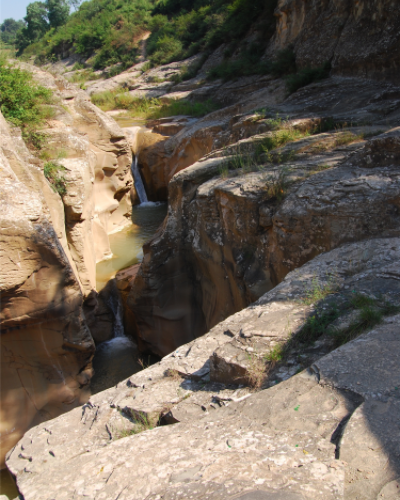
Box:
left=7, top=237, right=400, bottom=499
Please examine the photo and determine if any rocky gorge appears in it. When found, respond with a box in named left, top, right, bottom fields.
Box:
left=1, top=0, right=400, bottom=498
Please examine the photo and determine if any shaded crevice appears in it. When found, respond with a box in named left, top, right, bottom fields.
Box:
left=329, top=389, right=364, bottom=459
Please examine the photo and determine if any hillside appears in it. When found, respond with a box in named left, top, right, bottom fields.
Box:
left=17, top=0, right=277, bottom=77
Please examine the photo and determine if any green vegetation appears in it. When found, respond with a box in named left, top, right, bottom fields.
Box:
left=19, top=0, right=153, bottom=70
left=302, top=275, right=337, bottom=306
left=207, top=46, right=296, bottom=82
left=332, top=295, right=400, bottom=347
left=12, top=0, right=278, bottom=73
left=44, top=161, right=67, bottom=195
left=285, top=61, right=331, bottom=94
left=113, top=412, right=156, bottom=439
left=10, top=0, right=332, bottom=93
left=0, top=58, right=54, bottom=142
left=147, top=0, right=278, bottom=66
left=298, top=291, right=400, bottom=347
left=1, top=18, right=25, bottom=45
left=91, top=91, right=218, bottom=118
left=16, top=0, right=70, bottom=54
left=264, top=343, right=285, bottom=362
left=67, top=69, right=100, bottom=84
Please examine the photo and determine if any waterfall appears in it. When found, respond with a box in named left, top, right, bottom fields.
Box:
left=131, top=154, right=148, bottom=204
left=106, top=281, right=126, bottom=338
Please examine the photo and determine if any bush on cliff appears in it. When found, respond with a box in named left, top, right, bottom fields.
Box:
left=0, top=59, right=54, bottom=131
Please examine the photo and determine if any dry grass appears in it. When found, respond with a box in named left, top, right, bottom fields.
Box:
left=246, top=352, right=267, bottom=390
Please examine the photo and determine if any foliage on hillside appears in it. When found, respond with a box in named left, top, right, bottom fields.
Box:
left=16, top=0, right=278, bottom=72
left=146, top=0, right=277, bottom=66
left=19, top=0, right=153, bottom=71
left=0, top=18, right=25, bottom=45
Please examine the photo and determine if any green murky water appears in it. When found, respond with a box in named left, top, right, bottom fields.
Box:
left=96, top=203, right=167, bottom=291
left=0, top=468, right=18, bottom=499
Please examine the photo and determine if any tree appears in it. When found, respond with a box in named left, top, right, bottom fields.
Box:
left=15, top=2, right=49, bottom=53
left=0, top=18, right=25, bottom=45
left=68, top=0, right=82, bottom=12
left=46, top=0, right=70, bottom=28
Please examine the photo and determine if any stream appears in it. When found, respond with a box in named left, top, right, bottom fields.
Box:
left=91, top=118, right=167, bottom=395
left=96, top=203, right=167, bottom=291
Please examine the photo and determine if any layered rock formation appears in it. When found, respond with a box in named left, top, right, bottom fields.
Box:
left=128, top=76, right=400, bottom=357
left=272, top=0, right=400, bottom=81
left=0, top=113, right=94, bottom=468
left=0, top=65, right=134, bottom=466
left=7, top=237, right=400, bottom=499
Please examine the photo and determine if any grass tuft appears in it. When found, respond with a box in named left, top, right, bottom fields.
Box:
left=113, top=412, right=155, bottom=439
left=246, top=352, right=267, bottom=390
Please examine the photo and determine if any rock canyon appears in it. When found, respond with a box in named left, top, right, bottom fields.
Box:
left=1, top=1, right=400, bottom=499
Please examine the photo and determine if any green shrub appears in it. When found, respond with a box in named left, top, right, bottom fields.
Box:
left=44, top=161, right=67, bottom=195
left=0, top=59, right=54, bottom=130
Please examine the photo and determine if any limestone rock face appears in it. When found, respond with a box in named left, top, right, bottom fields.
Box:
left=7, top=237, right=400, bottom=499
left=0, top=113, right=95, bottom=468
left=272, top=0, right=400, bottom=81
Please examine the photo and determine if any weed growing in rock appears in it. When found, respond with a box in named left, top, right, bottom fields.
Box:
left=113, top=412, right=156, bottom=439
left=246, top=352, right=267, bottom=390
left=164, top=368, right=182, bottom=381
left=67, top=70, right=100, bottom=84
left=331, top=295, right=400, bottom=347
left=298, top=290, right=400, bottom=348
left=334, top=131, right=365, bottom=147
left=263, top=168, right=290, bottom=201
left=302, top=275, right=338, bottom=306
left=264, top=343, right=285, bottom=362
left=297, top=307, right=340, bottom=344
left=44, top=161, right=67, bottom=196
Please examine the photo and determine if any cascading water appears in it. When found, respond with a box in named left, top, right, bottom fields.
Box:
left=91, top=122, right=167, bottom=394
left=131, top=154, right=148, bottom=204
left=91, top=281, right=139, bottom=394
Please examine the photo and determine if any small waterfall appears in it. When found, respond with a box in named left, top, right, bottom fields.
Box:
left=131, top=154, right=148, bottom=204
left=106, top=281, right=125, bottom=338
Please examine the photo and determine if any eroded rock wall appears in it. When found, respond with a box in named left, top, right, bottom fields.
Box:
left=22, top=65, right=135, bottom=268
left=0, top=64, right=134, bottom=466
left=272, top=0, right=400, bottom=81
left=129, top=120, right=400, bottom=357
left=0, top=113, right=95, bottom=468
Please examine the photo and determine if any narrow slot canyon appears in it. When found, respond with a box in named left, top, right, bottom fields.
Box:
left=2, top=2, right=400, bottom=496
